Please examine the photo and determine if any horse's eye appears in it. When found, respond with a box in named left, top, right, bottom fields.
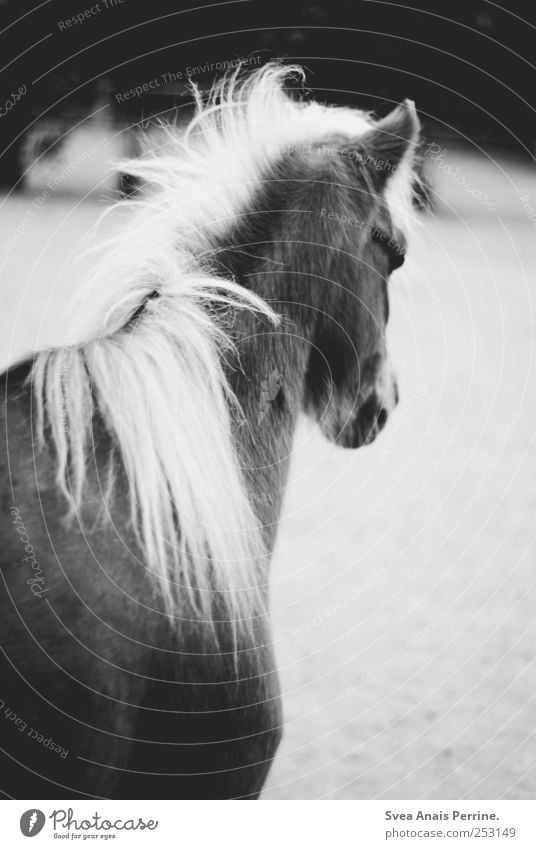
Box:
left=388, top=243, right=406, bottom=272
left=372, top=226, right=406, bottom=273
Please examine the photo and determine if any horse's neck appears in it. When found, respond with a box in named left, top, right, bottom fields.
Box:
left=214, top=169, right=328, bottom=538
left=227, top=289, right=310, bottom=547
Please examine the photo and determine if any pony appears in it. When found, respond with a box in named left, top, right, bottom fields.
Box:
left=0, top=63, right=419, bottom=799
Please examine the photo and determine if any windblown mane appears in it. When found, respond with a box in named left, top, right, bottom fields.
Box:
left=31, top=62, right=416, bottom=631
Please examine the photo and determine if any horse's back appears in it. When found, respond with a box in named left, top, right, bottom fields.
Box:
left=0, top=365, right=281, bottom=799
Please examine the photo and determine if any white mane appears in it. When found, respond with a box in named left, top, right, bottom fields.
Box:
left=31, top=62, right=416, bottom=632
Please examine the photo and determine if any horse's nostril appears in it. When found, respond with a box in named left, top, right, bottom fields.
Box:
left=377, top=408, right=388, bottom=429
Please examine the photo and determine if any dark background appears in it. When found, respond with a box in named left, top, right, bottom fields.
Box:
left=1, top=0, right=535, bottom=188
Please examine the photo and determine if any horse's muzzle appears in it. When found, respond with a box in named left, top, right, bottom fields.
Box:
left=355, top=357, right=398, bottom=446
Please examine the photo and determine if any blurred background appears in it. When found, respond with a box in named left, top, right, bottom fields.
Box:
left=1, top=0, right=535, bottom=194
left=1, top=0, right=535, bottom=799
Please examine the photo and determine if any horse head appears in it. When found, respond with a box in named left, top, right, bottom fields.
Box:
left=300, top=100, right=420, bottom=448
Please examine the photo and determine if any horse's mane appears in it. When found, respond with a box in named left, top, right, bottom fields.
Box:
left=31, top=62, right=417, bottom=632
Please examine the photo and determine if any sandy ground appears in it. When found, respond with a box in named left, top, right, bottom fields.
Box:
left=0, top=144, right=535, bottom=799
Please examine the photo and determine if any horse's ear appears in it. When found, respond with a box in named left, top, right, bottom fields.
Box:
left=358, top=99, right=420, bottom=189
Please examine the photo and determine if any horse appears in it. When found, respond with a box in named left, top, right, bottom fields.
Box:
left=0, top=63, right=419, bottom=800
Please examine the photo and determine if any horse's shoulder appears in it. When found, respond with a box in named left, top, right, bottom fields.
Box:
left=0, top=358, right=58, bottom=514
left=0, top=357, right=33, bottom=419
